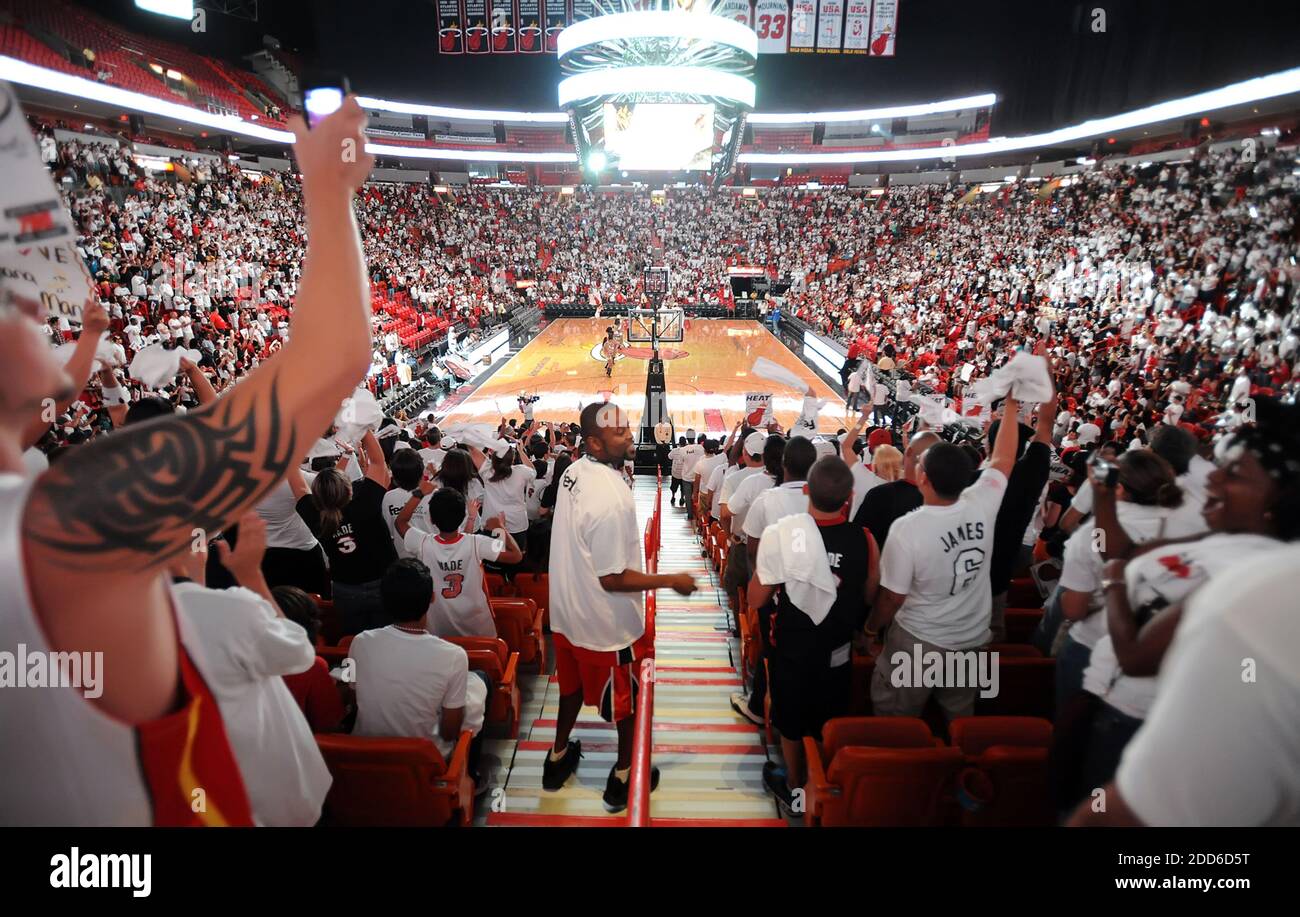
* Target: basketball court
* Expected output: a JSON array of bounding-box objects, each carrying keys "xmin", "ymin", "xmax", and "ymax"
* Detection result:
[{"xmin": 436, "ymin": 317, "xmax": 847, "ymax": 435}]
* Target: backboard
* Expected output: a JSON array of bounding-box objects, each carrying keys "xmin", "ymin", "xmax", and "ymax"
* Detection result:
[{"xmin": 627, "ymin": 308, "xmax": 684, "ymax": 343}]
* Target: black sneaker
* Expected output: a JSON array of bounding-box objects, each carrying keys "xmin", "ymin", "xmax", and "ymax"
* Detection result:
[
  {"xmin": 762, "ymin": 761, "xmax": 797, "ymax": 812},
  {"xmin": 541, "ymin": 740, "xmax": 583, "ymax": 791},
  {"xmin": 602, "ymin": 765, "xmax": 660, "ymax": 813}
]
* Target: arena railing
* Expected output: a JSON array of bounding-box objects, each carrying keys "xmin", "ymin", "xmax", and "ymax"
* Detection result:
[{"xmin": 629, "ymin": 467, "xmax": 663, "ymax": 826}]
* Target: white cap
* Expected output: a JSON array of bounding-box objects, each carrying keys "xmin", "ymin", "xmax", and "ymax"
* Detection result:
[
  {"xmin": 812, "ymin": 438, "xmax": 837, "ymax": 459},
  {"xmin": 744, "ymin": 431, "xmax": 767, "ymax": 455},
  {"xmin": 1077, "ymin": 422, "xmax": 1102, "ymax": 445}
]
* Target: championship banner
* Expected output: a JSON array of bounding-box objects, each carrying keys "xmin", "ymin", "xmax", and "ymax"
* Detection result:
[
  {"xmin": 544, "ymin": 0, "xmax": 568, "ymax": 51},
  {"xmin": 754, "ymin": 0, "xmax": 789, "ymax": 53},
  {"xmin": 789, "ymin": 0, "xmax": 816, "ymax": 52},
  {"xmin": 489, "ymin": 0, "xmax": 517, "ymax": 52},
  {"xmin": 437, "ymin": 0, "xmax": 465, "ymax": 53},
  {"xmin": 815, "ymin": 0, "xmax": 843, "ymax": 52},
  {"xmin": 745, "ymin": 392, "xmax": 774, "ymax": 427},
  {"xmin": 571, "ymin": 0, "xmax": 596, "ymax": 23},
  {"xmin": 517, "ymin": 0, "xmax": 542, "ymax": 52},
  {"xmin": 842, "ymin": 0, "xmax": 871, "ymax": 53},
  {"xmin": 464, "ymin": 0, "xmax": 490, "ymax": 53},
  {"xmin": 0, "ymin": 82, "xmax": 77, "ymax": 253},
  {"xmin": 716, "ymin": 0, "xmax": 752, "ymax": 27},
  {"xmin": 0, "ymin": 240, "xmax": 94, "ymax": 325},
  {"xmin": 868, "ymin": 0, "xmax": 898, "ymax": 56}
]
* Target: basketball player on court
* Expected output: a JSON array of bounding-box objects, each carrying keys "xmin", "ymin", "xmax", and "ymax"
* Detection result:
[
  {"xmin": 601, "ymin": 327, "xmax": 619, "ymax": 378},
  {"xmin": 544, "ymin": 402, "xmax": 698, "ymax": 811}
]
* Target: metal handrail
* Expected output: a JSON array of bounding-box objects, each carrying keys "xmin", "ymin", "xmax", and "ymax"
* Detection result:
[{"xmin": 629, "ymin": 469, "xmax": 664, "ymax": 826}]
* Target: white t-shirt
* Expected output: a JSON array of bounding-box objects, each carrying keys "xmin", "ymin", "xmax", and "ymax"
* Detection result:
[
  {"xmin": 418, "ymin": 447, "xmax": 447, "ymax": 473},
  {"xmin": 678, "ymin": 443, "xmax": 705, "ymax": 482},
  {"xmin": 720, "ymin": 465, "xmax": 764, "ymax": 535},
  {"xmin": 381, "ymin": 487, "xmax": 433, "ymax": 558},
  {"xmin": 1082, "ymin": 532, "xmax": 1281, "ymax": 719},
  {"xmin": 255, "ymin": 476, "xmax": 320, "ymax": 551},
  {"xmin": 726, "ymin": 470, "xmax": 775, "ymax": 538},
  {"xmin": 403, "ymin": 529, "xmax": 503, "ymax": 637},
  {"xmin": 668, "ymin": 446, "xmax": 688, "ymax": 479},
  {"xmin": 349, "ymin": 626, "xmax": 486, "ymax": 760},
  {"xmin": 694, "ymin": 452, "xmax": 727, "ymax": 496},
  {"xmin": 710, "ymin": 463, "xmax": 737, "ymax": 518},
  {"xmin": 1059, "ymin": 501, "xmax": 1207, "ymax": 649},
  {"xmin": 743, "ymin": 480, "xmax": 809, "ymax": 541},
  {"xmin": 1115, "ymin": 544, "xmax": 1300, "ymax": 826},
  {"xmin": 549, "ymin": 456, "xmax": 644, "ymax": 651},
  {"xmin": 174, "ymin": 582, "xmax": 330, "ymax": 827},
  {"xmin": 879, "ymin": 468, "xmax": 1008, "ymax": 649},
  {"xmin": 481, "ymin": 464, "xmax": 536, "ymax": 534}
]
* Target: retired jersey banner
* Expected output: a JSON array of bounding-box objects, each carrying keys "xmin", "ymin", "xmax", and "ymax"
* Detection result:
[
  {"xmin": 517, "ymin": 0, "xmax": 542, "ymax": 51},
  {"xmin": 842, "ymin": 0, "xmax": 871, "ymax": 52},
  {"xmin": 716, "ymin": 0, "xmax": 752, "ymax": 27},
  {"xmin": 544, "ymin": 0, "xmax": 568, "ymax": 51},
  {"xmin": 868, "ymin": 0, "xmax": 898, "ymax": 56},
  {"xmin": 464, "ymin": 0, "xmax": 490, "ymax": 52},
  {"xmin": 437, "ymin": 0, "xmax": 465, "ymax": 53},
  {"xmin": 489, "ymin": 0, "xmax": 517, "ymax": 52},
  {"xmin": 815, "ymin": 0, "xmax": 843, "ymax": 51},
  {"xmin": 789, "ymin": 0, "xmax": 816, "ymax": 52},
  {"xmin": 571, "ymin": 0, "xmax": 596, "ymax": 22},
  {"xmin": 754, "ymin": 0, "xmax": 789, "ymax": 53}
]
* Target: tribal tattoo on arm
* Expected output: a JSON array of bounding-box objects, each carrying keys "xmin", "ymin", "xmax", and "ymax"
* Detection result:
[{"xmin": 23, "ymin": 369, "xmax": 298, "ymax": 574}]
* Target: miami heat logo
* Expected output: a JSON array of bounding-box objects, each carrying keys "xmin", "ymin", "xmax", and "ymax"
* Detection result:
[{"xmin": 616, "ymin": 105, "xmax": 633, "ymax": 132}]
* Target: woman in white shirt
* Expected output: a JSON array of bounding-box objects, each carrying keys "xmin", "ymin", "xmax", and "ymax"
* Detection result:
[
  {"xmin": 1056, "ymin": 408, "xmax": 1300, "ymax": 816},
  {"xmin": 475, "ymin": 439, "xmax": 536, "ymax": 565},
  {"xmin": 1056, "ymin": 451, "xmax": 1205, "ymax": 721}
]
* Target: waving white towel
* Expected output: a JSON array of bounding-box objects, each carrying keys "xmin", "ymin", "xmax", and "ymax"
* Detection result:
[
  {"xmin": 334, "ymin": 387, "xmax": 384, "ymax": 443},
  {"xmin": 968, "ymin": 352, "xmax": 1053, "ymax": 404},
  {"xmin": 751, "ymin": 356, "xmax": 812, "ymax": 394},
  {"xmin": 758, "ymin": 513, "xmax": 837, "ymax": 625},
  {"xmin": 128, "ymin": 344, "xmax": 201, "ymax": 389}
]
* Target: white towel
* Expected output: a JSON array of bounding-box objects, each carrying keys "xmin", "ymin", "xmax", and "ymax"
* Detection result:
[
  {"xmin": 751, "ymin": 356, "xmax": 811, "ymax": 394},
  {"xmin": 334, "ymin": 387, "xmax": 384, "ymax": 443},
  {"xmin": 968, "ymin": 352, "xmax": 1054, "ymax": 405},
  {"xmin": 128, "ymin": 344, "xmax": 202, "ymax": 388},
  {"xmin": 766, "ymin": 513, "xmax": 837, "ymax": 625},
  {"xmin": 908, "ymin": 391, "xmax": 949, "ymax": 426}
]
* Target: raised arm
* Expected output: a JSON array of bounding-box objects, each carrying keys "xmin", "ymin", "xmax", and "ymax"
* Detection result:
[
  {"xmin": 179, "ymin": 356, "xmax": 218, "ymax": 407},
  {"xmin": 21, "ymin": 299, "xmax": 110, "ymax": 448},
  {"xmin": 358, "ymin": 429, "xmax": 389, "ymax": 488},
  {"xmin": 988, "ymin": 396, "xmax": 1020, "ymax": 478},
  {"xmin": 23, "ymin": 99, "xmax": 376, "ymax": 578}
]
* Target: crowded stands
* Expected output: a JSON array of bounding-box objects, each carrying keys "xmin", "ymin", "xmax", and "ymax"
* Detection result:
[{"xmin": 2, "ymin": 7, "xmax": 1299, "ymax": 839}]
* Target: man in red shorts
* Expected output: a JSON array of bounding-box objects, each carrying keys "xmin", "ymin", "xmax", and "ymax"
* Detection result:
[{"xmin": 544, "ymin": 402, "xmax": 697, "ymax": 811}]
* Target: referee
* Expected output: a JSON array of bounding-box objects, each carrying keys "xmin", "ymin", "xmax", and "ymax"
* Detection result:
[{"xmin": 544, "ymin": 402, "xmax": 698, "ymax": 811}]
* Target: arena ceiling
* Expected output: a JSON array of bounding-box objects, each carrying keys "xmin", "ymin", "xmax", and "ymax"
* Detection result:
[{"xmin": 92, "ymin": 0, "xmax": 1300, "ymax": 137}]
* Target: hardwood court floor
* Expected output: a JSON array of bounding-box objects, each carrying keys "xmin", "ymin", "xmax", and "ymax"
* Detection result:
[{"xmin": 438, "ymin": 318, "xmax": 846, "ymax": 435}]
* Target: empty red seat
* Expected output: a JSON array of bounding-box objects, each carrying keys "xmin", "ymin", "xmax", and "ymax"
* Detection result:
[
  {"xmin": 512, "ymin": 572, "xmax": 550, "ymax": 631},
  {"xmin": 315, "ymin": 732, "xmax": 474, "ymax": 826},
  {"xmin": 804, "ymin": 717, "xmax": 960, "ymax": 827},
  {"xmin": 950, "ymin": 716, "xmax": 1053, "ymax": 826},
  {"xmin": 445, "ymin": 636, "xmax": 521, "ymax": 737},
  {"xmin": 490, "ymin": 597, "xmax": 545, "ymax": 672}
]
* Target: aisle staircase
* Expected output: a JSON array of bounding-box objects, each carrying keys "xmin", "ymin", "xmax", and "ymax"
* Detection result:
[{"xmin": 486, "ymin": 477, "xmax": 784, "ymax": 826}]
